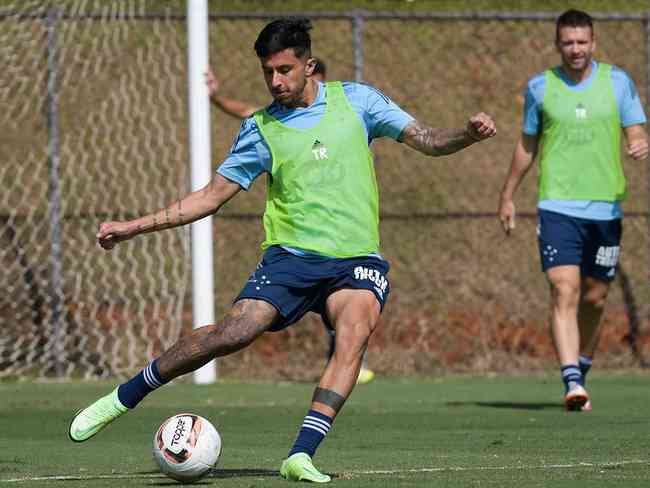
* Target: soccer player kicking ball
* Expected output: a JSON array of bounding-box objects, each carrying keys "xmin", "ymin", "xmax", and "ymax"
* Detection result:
[
  {"xmin": 205, "ymin": 59, "xmax": 376, "ymax": 385},
  {"xmin": 498, "ymin": 9, "xmax": 648, "ymax": 411},
  {"xmin": 69, "ymin": 18, "xmax": 496, "ymax": 482}
]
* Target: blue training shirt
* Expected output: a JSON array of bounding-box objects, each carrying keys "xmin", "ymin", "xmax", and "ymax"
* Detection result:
[
  {"xmin": 217, "ymin": 80, "xmax": 415, "ymax": 258},
  {"xmin": 522, "ymin": 61, "xmax": 647, "ymax": 220},
  {"xmin": 217, "ymin": 81, "xmax": 414, "ymax": 190}
]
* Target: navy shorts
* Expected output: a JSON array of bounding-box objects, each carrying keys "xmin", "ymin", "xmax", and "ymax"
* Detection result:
[
  {"xmin": 235, "ymin": 246, "xmax": 391, "ymax": 331},
  {"xmin": 537, "ymin": 209, "xmax": 622, "ymax": 282}
]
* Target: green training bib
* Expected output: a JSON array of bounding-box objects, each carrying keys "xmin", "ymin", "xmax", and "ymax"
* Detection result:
[
  {"xmin": 539, "ymin": 63, "xmax": 626, "ymax": 201},
  {"xmin": 254, "ymin": 82, "xmax": 380, "ymax": 257}
]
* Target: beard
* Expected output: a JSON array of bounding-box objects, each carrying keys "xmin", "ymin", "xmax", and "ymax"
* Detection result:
[
  {"xmin": 564, "ymin": 53, "xmax": 592, "ymax": 72},
  {"xmin": 273, "ymin": 78, "xmax": 309, "ymax": 108}
]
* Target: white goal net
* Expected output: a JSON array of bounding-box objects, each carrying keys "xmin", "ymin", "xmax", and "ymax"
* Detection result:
[{"xmin": 0, "ymin": 0, "xmax": 191, "ymax": 378}]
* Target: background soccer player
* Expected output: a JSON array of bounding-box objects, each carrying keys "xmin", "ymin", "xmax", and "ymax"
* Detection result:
[
  {"xmin": 205, "ymin": 59, "xmax": 376, "ymax": 385},
  {"xmin": 498, "ymin": 9, "xmax": 647, "ymax": 411},
  {"xmin": 70, "ymin": 18, "xmax": 496, "ymax": 482}
]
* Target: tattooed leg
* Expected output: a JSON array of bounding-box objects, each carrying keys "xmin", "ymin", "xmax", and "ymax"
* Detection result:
[{"xmin": 157, "ymin": 299, "xmax": 279, "ymax": 380}]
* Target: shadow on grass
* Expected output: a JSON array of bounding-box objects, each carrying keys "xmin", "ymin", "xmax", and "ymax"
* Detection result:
[
  {"xmin": 210, "ymin": 468, "xmax": 279, "ymax": 479},
  {"xmin": 147, "ymin": 468, "xmax": 281, "ymax": 485},
  {"xmin": 446, "ymin": 401, "xmax": 561, "ymax": 410},
  {"xmin": 148, "ymin": 468, "xmax": 342, "ymax": 485}
]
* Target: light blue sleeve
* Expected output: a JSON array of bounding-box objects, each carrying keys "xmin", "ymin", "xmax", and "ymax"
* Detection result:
[
  {"xmin": 216, "ymin": 117, "xmax": 272, "ymax": 190},
  {"xmin": 611, "ymin": 66, "xmax": 647, "ymax": 127},
  {"xmin": 522, "ymin": 74, "xmax": 545, "ymax": 135},
  {"xmin": 343, "ymin": 82, "xmax": 414, "ymax": 142}
]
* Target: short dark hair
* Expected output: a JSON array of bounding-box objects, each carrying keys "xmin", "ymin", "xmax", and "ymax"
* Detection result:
[
  {"xmin": 556, "ymin": 9, "xmax": 593, "ymax": 41},
  {"xmin": 313, "ymin": 57, "xmax": 327, "ymax": 77},
  {"xmin": 254, "ymin": 18, "xmax": 312, "ymax": 59}
]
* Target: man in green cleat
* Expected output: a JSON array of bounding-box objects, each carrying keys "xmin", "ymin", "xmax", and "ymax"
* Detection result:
[
  {"xmin": 280, "ymin": 453, "xmax": 331, "ymax": 483},
  {"xmin": 207, "ymin": 62, "xmax": 376, "ymax": 388},
  {"xmin": 69, "ymin": 388, "xmax": 128, "ymax": 442},
  {"xmin": 69, "ymin": 17, "xmax": 495, "ymax": 482}
]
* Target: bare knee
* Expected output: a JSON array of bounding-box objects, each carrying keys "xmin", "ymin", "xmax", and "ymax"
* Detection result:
[
  {"xmin": 550, "ymin": 279, "xmax": 580, "ymax": 309},
  {"xmin": 326, "ymin": 289, "xmax": 381, "ymax": 363},
  {"xmin": 582, "ymin": 281, "xmax": 609, "ymax": 309},
  {"xmin": 333, "ymin": 319, "xmax": 374, "ymax": 362}
]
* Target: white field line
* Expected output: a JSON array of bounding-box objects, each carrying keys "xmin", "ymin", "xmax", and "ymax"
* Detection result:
[
  {"xmin": 1, "ymin": 459, "xmax": 648, "ymax": 483},
  {"xmin": 351, "ymin": 459, "xmax": 649, "ymax": 475}
]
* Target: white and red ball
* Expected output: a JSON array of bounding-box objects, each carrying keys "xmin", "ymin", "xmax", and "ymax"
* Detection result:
[{"xmin": 153, "ymin": 413, "xmax": 222, "ymax": 483}]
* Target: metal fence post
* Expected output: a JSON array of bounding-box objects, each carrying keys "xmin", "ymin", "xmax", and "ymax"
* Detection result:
[
  {"xmin": 643, "ymin": 11, "xmax": 650, "ymax": 345},
  {"xmin": 352, "ymin": 11, "xmax": 364, "ymax": 83},
  {"xmin": 45, "ymin": 7, "xmax": 65, "ymax": 377}
]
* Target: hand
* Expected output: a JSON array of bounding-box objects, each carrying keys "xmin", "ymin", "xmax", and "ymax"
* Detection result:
[
  {"xmin": 498, "ymin": 197, "xmax": 516, "ymax": 235},
  {"xmin": 467, "ymin": 112, "xmax": 497, "ymax": 141},
  {"xmin": 627, "ymin": 139, "xmax": 648, "ymax": 160},
  {"xmin": 97, "ymin": 221, "xmax": 134, "ymax": 250},
  {"xmin": 204, "ymin": 68, "xmax": 219, "ymax": 98}
]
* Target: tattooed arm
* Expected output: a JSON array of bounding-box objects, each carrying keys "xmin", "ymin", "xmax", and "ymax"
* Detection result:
[
  {"xmin": 399, "ymin": 112, "xmax": 496, "ymax": 156},
  {"xmin": 97, "ymin": 174, "xmax": 241, "ymax": 250}
]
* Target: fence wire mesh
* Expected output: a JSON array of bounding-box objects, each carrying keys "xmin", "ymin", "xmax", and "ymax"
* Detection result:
[{"xmin": 1, "ymin": 1, "xmax": 648, "ymax": 379}]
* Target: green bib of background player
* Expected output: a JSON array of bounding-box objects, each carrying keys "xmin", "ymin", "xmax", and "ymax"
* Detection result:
[
  {"xmin": 539, "ymin": 63, "xmax": 626, "ymax": 201},
  {"xmin": 254, "ymin": 81, "xmax": 380, "ymax": 257}
]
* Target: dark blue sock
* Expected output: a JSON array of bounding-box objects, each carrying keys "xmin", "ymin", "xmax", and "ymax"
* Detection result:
[
  {"xmin": 561, "ymin": 364, "xmax": 583, "ymax": 393},
  {"xmin": 288, "ymin": 410, "xmax": 333, "ymax": 458},
  {"xmin": 578, "ymin": 355, "xmax": 593, "ymax": 384},
  {"xmin": 117, "ymin": 359, "xmax": 168, "ymax": 409}
]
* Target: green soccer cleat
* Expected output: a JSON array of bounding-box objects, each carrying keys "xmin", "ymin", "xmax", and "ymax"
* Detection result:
[
  {"xmin": 280, "ymin": 453, "xmax": 331, "ymax": 483},
  {"xmin": 68, "ymin": 388, "xmax": 128, "ymax": 442}
]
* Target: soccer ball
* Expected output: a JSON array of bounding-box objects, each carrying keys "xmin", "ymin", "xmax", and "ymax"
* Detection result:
[{"xmin": 153, "ymin": 413, "xmax": 222, "ymax": 483}]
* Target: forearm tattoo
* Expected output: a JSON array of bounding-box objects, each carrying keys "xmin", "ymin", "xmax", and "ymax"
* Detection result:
[
  {"xmin": 137, "ymin": 200, "xmax": 184, "ymax": 234},
  {"xmin": 401, "ymin": 121, "xmax": 474, "ymax": 156}
]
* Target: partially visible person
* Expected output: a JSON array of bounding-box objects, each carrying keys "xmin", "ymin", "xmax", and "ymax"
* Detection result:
[
  {"xmin": 498, "ymin": 9, "xmax": 647, "ymax": 411},
  {"xmin": 206, "ymin": 57, "xmax": 377, "ymax": 385}
]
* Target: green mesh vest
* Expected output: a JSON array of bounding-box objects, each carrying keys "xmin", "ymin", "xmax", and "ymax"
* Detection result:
[
  {"xmin": 254, "ymin": 82, "xmax": 380, "ymax": 257},
  {"xmin": 539, "ymin": 63, "xmax": 626, "ymax": 201}
]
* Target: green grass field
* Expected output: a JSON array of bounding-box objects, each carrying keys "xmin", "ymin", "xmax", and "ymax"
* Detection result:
[{"xmin": 1, "ymin": 375, "xmax": 649, "ymax": 487}]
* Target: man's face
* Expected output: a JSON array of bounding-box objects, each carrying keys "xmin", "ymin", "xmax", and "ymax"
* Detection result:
[
  {"xmin": 556, "ymin": 25, "xmax": 595, "ymax": 72},
  {"xmin": 260, "ymin": 48, "xmax": 314, "ymax": 107}
]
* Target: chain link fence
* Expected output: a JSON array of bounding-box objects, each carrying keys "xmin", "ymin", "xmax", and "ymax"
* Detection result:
[{"xmin": 1, "ymin": 1, "xmax": 648, "ymax": 379}]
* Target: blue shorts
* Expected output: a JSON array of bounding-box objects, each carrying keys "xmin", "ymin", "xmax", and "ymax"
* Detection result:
[
  {"xmin": 235, "ymin": 246, "xmax": 391, "ymax": 332},
  {"xmin": 537, "ymin": 209, "xmax": 622, "ymax": 282}
]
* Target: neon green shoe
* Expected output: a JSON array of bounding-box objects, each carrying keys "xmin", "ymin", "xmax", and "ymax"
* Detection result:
[
  {"xmin": 280, "ymin": 453, "xmax": 331, "ymax": 483},
  {"xmin": 356, "ymin": 367, "xmax": 375, "ymax": 385},
  {"xmin": 68, "ymin": 388, "xmax": 128, "ymax": 442}
]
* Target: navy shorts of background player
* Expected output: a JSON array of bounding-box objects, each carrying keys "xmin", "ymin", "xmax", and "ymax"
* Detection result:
[
  {"xmin": 537, "ymin": 209, "xmax": 622, "ymax": 282},
  {"xmin": 236, "ymin": 245, "xmax": 391, "ymax": 331}
]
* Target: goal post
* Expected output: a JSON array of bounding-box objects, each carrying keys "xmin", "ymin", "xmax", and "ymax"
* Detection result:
[{"xmin": 187, "ymin": 0, "xmax": 217, "ymax": 384}]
